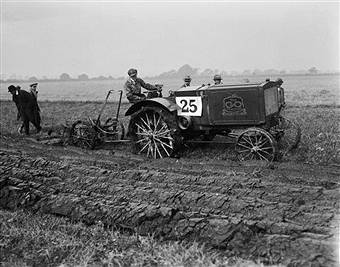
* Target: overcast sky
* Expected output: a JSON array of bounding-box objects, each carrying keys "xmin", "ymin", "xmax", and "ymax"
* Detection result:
[{"xmin": 1, "ymin": 0, "xmax": 339, "ymax": 79}]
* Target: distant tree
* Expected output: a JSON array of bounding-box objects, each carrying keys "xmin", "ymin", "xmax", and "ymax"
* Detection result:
[
  {"xmin": 159, "ymin": 69, "xmax": 177, "ymax": 78},
  {"xmin": 9, "ymin": 74, "xmax": 17, "ymax": 80},
  {"xmin": 308, "ymin": 67, "xmax": 318, "ymax": 75},
  {"xmin": 91, "ymin": 76, "xmax": 106, "ymax": 80},
  {"xmin": 177, "ymin": 64, "xmax": 199, "ymax": 78},
  {"xmin": 78, "ymin": 74, "xmax": 89, "ymax": 80},
  {"xmin": 200, "ymin": 68, "xmax": 215, "ymax": 77},
  {"xmin": 29, "ymin": 76, "xmax": 38, "ymax": 82},
  {"xmin": 252, "ymin": 69, "xmax": 262, "ymax": 75},
  {"xmin": 280, "ymin": 69, "xmax": 286, "ymax": 74},
  {"xmin": 262, "ymin": 69, "xmax": 280, "ymax": 75},
  {"xmin": 220, "ymin": 70, "xmax": 228, "ymax": 77},
  {"xmin": 242, "ymin": 69, "xmax": 252, "ymax": 76},
  {"xmin": 60, "ymin": 73, "xmax": 72, "ymax": 81}
]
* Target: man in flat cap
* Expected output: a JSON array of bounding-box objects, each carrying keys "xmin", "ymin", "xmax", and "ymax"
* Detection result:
[
  {"xmin": 8, "ymin": 84, "xmax": 42, "ymax": 135},
  {"xmin": 29, "ymin": 83, "xmax": 41, "ymax": 131},
  {"xmin": 213, "ymin": 74, "xmax": 223, "ymax": 85},
  {"xmin": 180, "ymin": 75, "xmax": 192, "ymax": 88},
  {"xmin": 124, "ymin": 68, "xmax": 160, "ymax": 103}
]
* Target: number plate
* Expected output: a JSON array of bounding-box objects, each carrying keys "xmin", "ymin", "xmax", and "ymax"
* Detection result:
[{"xmin": 175, "ymin": 97, "xmax": 202, "ymax": 116}]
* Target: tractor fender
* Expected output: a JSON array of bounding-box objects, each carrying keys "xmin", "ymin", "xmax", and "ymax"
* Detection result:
[{"xmin": 125, "ymin": 98, "xmax": 180, "ymax": 116}]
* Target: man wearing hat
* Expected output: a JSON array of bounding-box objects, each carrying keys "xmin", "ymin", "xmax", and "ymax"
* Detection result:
[
  {"xmin": 213, "ymin": 74, "xmax": 223, "ymax": 85},
  {"xmin": 8, "ymin": 84, "xmax": 42, "ymax": 135},
  {"xmin": 124, "ymin": 68, "xmax": 160, "ymax": 103},
  {"xmin": 8, "ymin": 85, "xmax": 25, "ymax": 133},
  {"xmin": 29, "ymin": 83, "xmax": 41, "ymax": 130},
  {"xmin": 276, "ymin": 78, "xmax": 286, "ymax": 111},
  {"xmin": 180, "ymin": 75, "xmax": 192, "ymax": 88}
]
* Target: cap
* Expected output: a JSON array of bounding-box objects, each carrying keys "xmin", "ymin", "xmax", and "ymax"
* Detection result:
[
  {"xmin": 8, "ymin": 85, "xmax": 17, "ymax": 92},
  {"xmin": 30, "ymin": 83, "xmax": 38, "ymax": 87},
  {"xmin": 183, "ymin": 75, "xmax": 192, "ymax": 82},
  {"xmin": 213, "ymin": 74, "xmax": 222, "ymax": 81},
  {"xmin": 276, "ymin": 78, "xmax": 283, "ymax": 85},
  {"xmin": 128, "ymin": 68, "xmax": 137, "ymax": 77}
]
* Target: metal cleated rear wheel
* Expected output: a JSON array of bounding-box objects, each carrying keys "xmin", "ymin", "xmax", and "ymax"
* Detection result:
[
  {"xmin": 69, "ymin": 121, "xmax": 96, "ymax": 149},
  {"xmin": 270, "ymin": 117, "xmax": 301, "ymax": 155},
  {"xmin": 236, "ymin": 127, "xmax": 277, "ymax": 162},
  {"xmin": 129, "ymin": 107, "xmax": 181, "ymax": 159}
]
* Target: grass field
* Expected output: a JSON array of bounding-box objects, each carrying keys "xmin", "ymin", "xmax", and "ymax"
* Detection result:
[
  {"xmin": 1, "ymin": 97, "xmax": 339, "ymax": 165},
  {"xmin": 1, "ymin": 209, "xmax": 287, "ymax": 267},
  {"xmin": 0, "ymin": 75, "xmax": 339, "ymax": 267}
]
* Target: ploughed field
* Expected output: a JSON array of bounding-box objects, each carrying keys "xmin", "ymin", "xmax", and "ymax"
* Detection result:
[{"xmin": 0, "ymin": 130, "xmax": 339, "ymax": 266}]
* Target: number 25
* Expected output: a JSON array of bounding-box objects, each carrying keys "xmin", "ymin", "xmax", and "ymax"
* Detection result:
[{"xmin": 180, "ymin": 99, "xmax": 198, "ymax": 113}]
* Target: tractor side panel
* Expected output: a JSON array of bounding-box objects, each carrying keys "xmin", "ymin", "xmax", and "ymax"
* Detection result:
[
  {"xmin": 208, "ymin": 87, "xmax": 263, "ymax": 125},
  {"xmin": 264, "ymin": 86, "xmax": 279, "ymax": 116}
]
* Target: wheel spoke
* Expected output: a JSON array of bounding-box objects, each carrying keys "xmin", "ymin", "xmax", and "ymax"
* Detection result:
[
  {"xmin": 145, "ymin": 113, "xmax": 153, "ymax": 130},
  {"xmin": 242, "ymin": 151, "xmax": 254, "ymax": 160},
  {"xmin": 154, "ymin": 123, "xmax": 169, "ymax": 135},
  {"xmin": 140, "ymin": 140, "xmax": 151, "ymax": 153},
  {"xmin": 153, "ymin": 112, "xmax": 161, "ymax": 131},
  {"xmin": 257, "ymin": 151, "xmax": 270, "ymax": 161},
  {"xmin": 244, "ymin": 135, "xmax": 255, "ymax": 146},
  {"xmin": 136, "ymin": 136, "xmax": 149, "ymax": 144},
  {"xmin": 140, "ymin": 116, "xmax": 152, "ymax": 131},
  {"xmin": 136, "ymin": 122, "xmax": 149, "ymax": 134},
  {"xmin": 153, "ymin": 140, "xmax": 163, "ymax": 159},
  {"xmin": 238, "ymin": 142, "xmax": 253, "ymax": 150},
  {"xmin": 158, "ymin": 141, "xmax": 171, "ymax": 157},
  {"xmin": 154, "ymin": 136, "xmax": 173, "ymax": 150}
]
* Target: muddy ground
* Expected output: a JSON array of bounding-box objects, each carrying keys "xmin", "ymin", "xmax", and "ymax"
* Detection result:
[{"xmin": 0, "ymin": 133, "xmax": 339, "ymax": 267}]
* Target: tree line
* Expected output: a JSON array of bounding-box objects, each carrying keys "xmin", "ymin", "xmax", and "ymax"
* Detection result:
[{"xmin": 2, "ymin": 65, "xmax": 337, "ymax": 83}]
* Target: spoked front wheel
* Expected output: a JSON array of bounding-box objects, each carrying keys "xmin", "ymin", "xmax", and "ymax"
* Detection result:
[
  {"xmin": 129, "ymin": 107, "xmax": 180, "ymax": 159},
  {"xmin": 69, "ymin": 121, "xmax": 96, "ymax": 149},
  {"xmin": 236, "ymin": 127, "xmax": 277, "ymax": 162}
]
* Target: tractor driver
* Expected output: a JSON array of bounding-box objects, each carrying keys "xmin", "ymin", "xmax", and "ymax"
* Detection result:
[{"xmin": 124, "ymin": 68, "xmax": 160, "ymax": 103}]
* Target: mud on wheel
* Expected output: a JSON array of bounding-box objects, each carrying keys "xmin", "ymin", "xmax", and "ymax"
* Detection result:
[
  {"xmin": 129, "ymin": 107, "xmax": 181, "ymax": 159},
  {"xmin": 99, "ymin": 118, "xmax": 125, "ymax": 142},
  {"xmin": 236, "ymin": 127, "xmax": 277, "ymax": 162},
  {"xmin": 269, "ymin": 117, "xmax": 301, "ymax": 155},
  {"xmin": 69, "ymin": 120, "xmax": 96, "ymax": 149}
]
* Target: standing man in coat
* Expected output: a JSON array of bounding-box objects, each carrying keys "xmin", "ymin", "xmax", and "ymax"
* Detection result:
[
  {"xmin": 8, "ymin": 84, "xmax": 42, "ymax": 135},
  {"xmin": 124, "ymin": 69, "xmax": 160, "ymax": 103},
  {"xmin": 29, "ymin": 83, "xmax": 41, "ymax": 129}
]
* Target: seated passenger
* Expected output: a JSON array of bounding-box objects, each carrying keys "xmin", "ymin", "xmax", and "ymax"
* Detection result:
[
  {"xmin": 181, "ymin": 75, "xmax": 192, "ymax": 88},
  {"xmin": 213, "ymin": 74, "xmax": 223, "ymax": 85}
]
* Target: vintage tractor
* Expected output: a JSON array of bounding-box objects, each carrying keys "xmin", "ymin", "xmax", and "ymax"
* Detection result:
[{"xmin": 125, "ymin": 79, "xmax": 301, "ymax": 161}]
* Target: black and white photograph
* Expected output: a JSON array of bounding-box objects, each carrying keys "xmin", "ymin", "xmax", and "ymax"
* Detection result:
[{"xmin": 1, "ymin": 0, "xmax": 339, "ymax": 266}]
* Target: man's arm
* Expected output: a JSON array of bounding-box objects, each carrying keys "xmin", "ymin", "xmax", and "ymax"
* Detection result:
[{"xmin": 138, "ymin": 78, "xmax": 158, "ymax": 91}]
